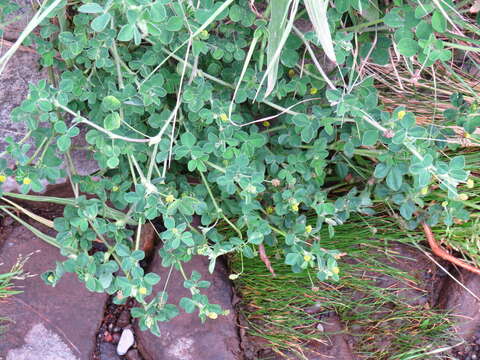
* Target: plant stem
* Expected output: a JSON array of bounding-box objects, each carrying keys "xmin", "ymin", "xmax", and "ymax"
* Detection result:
[
  {"xmin": 205, "ymin": 161, "xmax": 226, "ymax": 174},
  {"xmin": 2, "ymin": 192, "xmax": 135, "ymax": 225},
  {"xmin": 0, "ymin": 131, "xmax": 32, "ymax": 159},
  {"xmin": 0, "ymin": 206, "xmax": 59, "ymax": 248},
  {"xmin": 199, "ymin": 171, "xmax": 243, "ymax": 239},
  {"xmin": 54, "ymin": 101, "xmax": 151, "ymax": 143},
  {"xmin": 341, "ymin": 19, "xmax": 384, "ymax": 32}
]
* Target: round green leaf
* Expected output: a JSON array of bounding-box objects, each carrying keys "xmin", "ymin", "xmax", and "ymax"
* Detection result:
[
  {"xmin": 166, "ymin": 16, "xmax": 183, "ymax": 31},
  {"xmin": 102, "ymin": 95, "xmax": 121, "ymax": 111},
  {"xmin": 78, "ymin": 3, "xmax": 103, "ymax": 13},
  {"xmin": 104, "ymin": 112, "xmax": 121, "ymax": 130},
  {"xmin": 431, "ymin": 10, "xmax": 447, "ymax": 33},
  {"xmin": 91, "ymin": 13, "xmax": 111, "ymax": 32},
  {"xmin": 397, "ymin": 38, "xmax": 418, "ymax": 57},
  {"xmin": 57, "ymin": 135, "xmax": 71, "ymax": 152},
  {"xmin": 107, "ymin": 156, "xmax": 120, "ymax": 168},
  {"xmin": 117, "ymin": 24, "xmax": 135, "ymax": 42}
]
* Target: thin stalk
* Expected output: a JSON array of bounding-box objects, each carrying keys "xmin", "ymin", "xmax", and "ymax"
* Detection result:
[
  {"xmin": 205, "ymin": 161, "xmax": 226, "ymax": 174},
  {"xmin": 2, "ymin": 192, "xmax": 135, "ymax": 225},
  {"xmin": 1, "ymin": 197, "xmax": 54, "ymax": 228},
  {"xmin": 341, "ymin": 19, "xmax": 384, "ymax": 32},
  {"xmin": 0, "ymin": 207, "xmax": 59, "ymax": 248},
  {"xmin": 0, "ymin": 130, "xmax": 32, "ymax": 159},
  {"xmin": 53, "ymin": 102, "xmax": 151, "ymax": 143},
  {"xmin": 199, "ymin": 171, "xmax": 243, "ymax": 239}
]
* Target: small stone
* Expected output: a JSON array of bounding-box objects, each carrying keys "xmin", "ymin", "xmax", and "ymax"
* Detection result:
[
  {"xmin": 104, "ymin": 331, "xmax": 113, "ymax": 342},
  {"xmin": 116, "ymin": 309, "xmax": 131, "ymax": 328},
  {"xmin": 112, "ymin": 332, "xmax": 121, "ymax": 344},
  {"xmin": 472, "ymin": 354, "xmax": 478, "ymax": 360},
  {"xmin": 117, "ymin": 328, "xmax": 135, "ymax": 356},
  {"xmin": 99, "ymin": 342, "xmax": 120, "ymax": 360},
  {"xmin": 125, "ymin": 349, "xmax": 142, "ymax": 360},
  {"xmin": 316, "ymin": 323, "xmax": 324, "ymax": 332},
  {"xmin": 304, "ymin": 302, "xmax": 322, "ymax": 314}
]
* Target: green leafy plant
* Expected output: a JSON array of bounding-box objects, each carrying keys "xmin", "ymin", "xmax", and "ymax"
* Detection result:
[{"xmin": 0, "ymin": 0, "xmax": 478, "ymax": 337}]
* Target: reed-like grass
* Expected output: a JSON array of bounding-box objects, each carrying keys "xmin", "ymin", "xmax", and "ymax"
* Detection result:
[
  {"xmin": 230, "ymin": 215, "xmax": 456, "ymax": 359},
  {"xmin": 0, "ymin": 256, "xmax": 28, "ymax": 334}
]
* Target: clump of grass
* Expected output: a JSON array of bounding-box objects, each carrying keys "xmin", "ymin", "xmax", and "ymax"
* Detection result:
[
  {"xmin": 230, "ymin": 216, "xmax": 454, "ymax": 359},
  {"xmin": 0, "ymin": 256, "xmax": 29, "ymax": 334}
]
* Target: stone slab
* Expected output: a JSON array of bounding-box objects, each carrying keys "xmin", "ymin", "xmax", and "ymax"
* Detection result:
[
  {"xmin": 0, "ymin": 225, "xmax": 108, "ymax": 360},
  {"xmin": 134, "ymin": 255, "xmax": 241, "ymax": 360},
  {"xmin": 439, "ymin": 270, "xmax": 480, "ymax": 339}
]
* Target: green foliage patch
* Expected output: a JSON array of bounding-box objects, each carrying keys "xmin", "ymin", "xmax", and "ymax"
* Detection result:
[{"xmin": 0, "ymin": 0, "xmax": 478, "ymax": 337}]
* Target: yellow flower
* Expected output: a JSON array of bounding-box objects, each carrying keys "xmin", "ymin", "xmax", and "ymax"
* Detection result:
[
  {"xmin": 288, "ymin": 69, "xmax": 296, "ymax": 78},
  {"xmin": 229, "ymin": 274, "xmax": 239, "ymax": 280},
  {"xmin": 47, "ymin": 274, "xmax": 55, "ymax": 283},
  {"xmin": 207, "ymin": 312, "xmax": 218, "ymax": 320},
  {"xmin": 332, "ymin": 266, "xmax": 340, "ymax": 274},
  {"xmin": 262, "ymin": 121, "xmax": 271, "ymax": 127},
  {"xmin": 303, "ymin": 254, "xmax": 312, "ymax": 262},
  {"xmin": 219, "ymin": 113, "xmax": 228, "ymax": 122},
  {"xmin": 310, "ymin": 87, "xmax": 318, "ymax": 95},
  {"xmin": 457, "ymin": 193, "xmax": 469, "ymax": 201},
  {"xmin": 467, "ymin": 178, "xmax": 474, "ymax": 189},
  {"xmin": 305, "ymin": 225, "xmax": 313, "ymax": 234},
  {"xmin": 0, "ymin": 175, "xmax": 6, "ymax": 183},
  {"xmin": 165, "ymin": 194, "xmax": 175, "ymax": 203},
  {"xmin": 200, "ymin": 30, "xmax": 209, "ymax": 39},
  {"xmin": 442, "ymin": 201, "xmax": 448, "ymax": 207},
  {"xmin": 23, "ymin": 177, "xmax": 31, "ymax": 185},
  {"xmin": 420, "ymin": 186, "xmax": 429, "ymax": 195},
  {"xmin": 266, "ymin": 206, "xmax": 275, "ymax": 214},
  {"xmin": 139, "ymin": 287, "xmax": 148, "ymax": 295},
  {"xmin": 112, "ymin": 185, "xmax": 119, "ymax": 192},
  {"xmin": 397, "ymin": 110, "xmax": 406, "ymax": 120},
  {"xmin": 291, "ymin": 202, "xmax": 299, "ymax": 212}
]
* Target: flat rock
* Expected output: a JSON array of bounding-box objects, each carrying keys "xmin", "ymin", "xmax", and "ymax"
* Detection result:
[
  {"xmin": 3, "ymin": 0, "xmax": 36, "ymax": 41},
  {"xmin": 99, "ymin": 342, "xmax": 121, "ymax": 360},
  {"xmin": 312, "ymin": 313, "xmax": 356, "ymax": 360},
  {"xmin": 0, "ymin": 225, "xmax": 108, "ymax": 360},
  {"xmin": 0, "ymin": 49, "xmax": 45, "ymax": 155},
  {"xmin": 301, "ymin": 313, "xmax": 356, "ymax": 360},
  {"xmin": 438, "ymin": 270, "xmax": 480, "ymax": 339},
  {"xmin": 134, "ymin": 254, "xmax": 241, "ymax": 360},
  {"xmin": 350, "ymin": 242, "xmax": 439, "ymax": 307},
  {"xmin": 1, "ymin": 11, "xmax": 98, "ymax": 192},
  {"xmin": 5, "ymin": 323, "xmax": 78, "ymax": 360}
]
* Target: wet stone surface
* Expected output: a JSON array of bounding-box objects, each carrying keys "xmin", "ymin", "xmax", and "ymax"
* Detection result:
[
  {"xmin": 0, "ymin": 225, "xmax": 108, "ymax": 360},
  {"xmin": 439, "ymin": 270, "xmax": 480, "ymax": 340},
  {"xmin": 134, "ymin": 254, "xmax": 241, "ymax": 360},
  {"xmin": 1, "ymin": 3, "xmax": 98, "ymax": 193}
]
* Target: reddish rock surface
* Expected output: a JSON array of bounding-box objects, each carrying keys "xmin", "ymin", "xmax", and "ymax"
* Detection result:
[
  {"xmin": 134, "ymin": 254, "xmax": 241, "ymax": 360},
  {"xmin": 439, "ymin": 269, "xmax": 480, "ymax": 339},
  {"xmin": 309, "ymin": 313, "xmax": 356, "ymax": 360},
  {"xmin": 0, "ymin": 225, "xmax": 108, "ymax": 360}
]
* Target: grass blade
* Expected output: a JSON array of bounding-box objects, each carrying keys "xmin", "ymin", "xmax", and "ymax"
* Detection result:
[
  {"xmin": 258, "ymin": 0, "xmax": 300, "ymax": 99},
  {"xmin": 303, "ymin": 0, "xmax": 336, "ymax": 63}
]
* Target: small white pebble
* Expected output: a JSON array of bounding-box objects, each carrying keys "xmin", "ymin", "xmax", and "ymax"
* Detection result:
[
  {"xmin": 316, "ymin": 323, "xmax": 324, "ymax": 332},
  {"xmin": 117, "ymin": 328, "xmax": 135, "ymax": 356}
]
